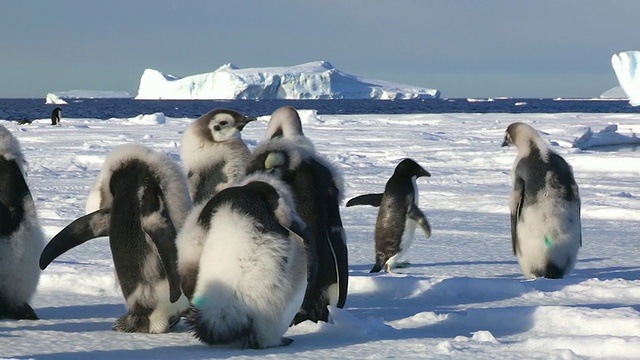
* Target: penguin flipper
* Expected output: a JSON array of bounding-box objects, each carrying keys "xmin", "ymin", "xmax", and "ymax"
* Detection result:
[
  {"xmin": 326, "ymin": 189, "xmax": 349, "ymax": 308},
  {"xmin": 408, "ymin": 205, "xmax": 432, "ymax": 238},
  {"xmin": 510, "ymin": 177, "xmax": 525, "ymax": 255},
  {"xmin": 142, "ymin": 211, "xmax": 182, "ymax": 304},
  {"xmin": 39, "ymin": 208, "xmax": 111, "ymax": 270},
  {"xmin": 345, "ymin": 193, "xmax": 383, "ymax": 207},
  {"xmin": 370, "ymin": 258, "xmax": 385, "ymax": 273}
]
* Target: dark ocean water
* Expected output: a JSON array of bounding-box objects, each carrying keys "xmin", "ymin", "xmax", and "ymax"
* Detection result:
[{"xmin": 1, "ymin": 98, "xmax": 639, "ymax": 122}]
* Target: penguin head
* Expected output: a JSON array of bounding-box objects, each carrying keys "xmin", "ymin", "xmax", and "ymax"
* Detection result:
[
  {"xmin": 0, "ymin": 124, "xmax": 26, "ymax": 174},
  {"xmin": 394, "ymin": 158, "xmax": 431, "ymax": 178},
  {"xmin": 263, "ymin": 106, "xmax": 316, "ymax": 151},
  {"xmin": 502, "ymin": 122, "xmax": 545, "ymax": 151},
  {"xmin": 196, "ymin": 109, "xmax": 256, "ymax": 143},
  {"xmin": 263, "ymin": 151, "xmax": 289, "ymax": 179},
  {"xmin": 265, "ymin": 106, "xmax": 304, "ymax": 140}
]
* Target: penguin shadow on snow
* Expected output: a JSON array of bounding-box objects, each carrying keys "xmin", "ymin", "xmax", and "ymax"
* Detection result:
[
  {"xmin": 348, "ymin": 259, "xmax": 519, "ymax": 273},
  {"xmin": 0, "ymin": 304, "xmax": 123, "ymax": 333},
  {"xmin": 570, "ymin": 264, "xmax": 640, "ymax": 282},
  {"xmin": 19, "ymin": 347, "xmax": 238, "ymax": 360},
  {"xmin": 37, "ymin": 303, "xmax": 124, "ymax": 320}
]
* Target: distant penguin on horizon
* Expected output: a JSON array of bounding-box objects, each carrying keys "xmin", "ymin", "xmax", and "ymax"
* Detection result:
[
  {"xmin": 183, "ymin": 173, "xmax": 309, "ymax": 349},
  {"xmin": 51, "ymin": 107, "xmax": 62, "ymax": 126},
  {"xmin": 346, "ymin": 158, "xmax": 432, "ymax": 273},
  {"xmin": 180, "ymin": 108, "xmax": 256, "ymax": 205},
  {"xmin": 247, "ymin": 106, "xmax": 349, "ymax": 325},
  {"xmin": 40, "ymin": 144, "xmax": 192, "ymax": 333},
  {"xmin": 0, "ymin": 125, "xmax": 45, "ymax": 320},
  {"xmin": 502, "ymin": 122, "xmax": 582, "ymax": 279}
]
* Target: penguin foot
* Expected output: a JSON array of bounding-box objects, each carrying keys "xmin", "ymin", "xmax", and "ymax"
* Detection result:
[
  {"xmin": 280, "ymin": 337, "xmax": 294, "ymax": 347},
  {"xmin": 0, "ymin": 303, "xmax": 39, "ymax": 320},
  {"xmin": 113, "ymin": 314, "xmax": 151, "ymax": 333},
  {"xmin": 169, "ymin": 314, "xmax": 181, "ymax": 328}
]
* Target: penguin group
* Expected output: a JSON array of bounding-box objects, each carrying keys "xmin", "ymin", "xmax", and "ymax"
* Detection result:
[{"xmin": 0, "ymin": 109, "xmax": 582, "ymax": 349}]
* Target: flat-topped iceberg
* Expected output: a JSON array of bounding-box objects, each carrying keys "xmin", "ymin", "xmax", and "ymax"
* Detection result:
[
  {"xmin": 45, "ymin": 90, "xmax": 131, "ymax": 104},
  {"xmin": 135, "ymin": 61, "xmax": 440, "ymax": 100}
]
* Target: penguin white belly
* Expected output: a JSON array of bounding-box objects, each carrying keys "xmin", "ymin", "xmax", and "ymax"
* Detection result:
[
  {"xmin": 516, "ymin": 198, "xmax": 581, "ymax": 278},
  {"xmin": 0, "ymin": 200, "xmax": 44, "ymax": 305},
  {"xmin": 192, "ymin": 205, "xmax": 306, "ymax": 348},
  {"xmin": 386, "ymin": 217, "xmax": 417, "ymax": 268}
]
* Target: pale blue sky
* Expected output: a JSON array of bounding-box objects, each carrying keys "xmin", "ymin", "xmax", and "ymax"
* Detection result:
[{"xmin": 1, "ymin": 1, "xmax": 638, "ymax": 98}]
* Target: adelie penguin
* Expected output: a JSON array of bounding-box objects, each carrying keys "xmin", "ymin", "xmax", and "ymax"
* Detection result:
[
  {"xmin": 180, "ymin": 108, "xmax": 256, "ymax": 205},
  {"xmin": 182, "ymin": 173, "xmax": 309, "ymax": 349},
  {"xmin": 502, "ymin": 122, "xmax": 582, "ymax": 279},
  {"xmin": 0, "ymin": 125, "xmax": 45, "ymax": 320},
  {"xmin": 39, "ymin": 144, "xmax": 192, "ymax": 333},
  {"xmin": 51, "ymin": 107, "xmax": 62, "ymax": 126},
  {"xmin": 247, "ymin": 106, "xmax": 348, "ymax": 325},
  {"xmin": 347, "ymin": 158, "xmax": 432, "ymax": 273}
]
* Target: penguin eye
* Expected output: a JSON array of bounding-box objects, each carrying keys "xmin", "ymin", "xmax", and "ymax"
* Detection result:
[{"xmin": 219, "ymin": 121, "xmax": 229, "ymax": 126}]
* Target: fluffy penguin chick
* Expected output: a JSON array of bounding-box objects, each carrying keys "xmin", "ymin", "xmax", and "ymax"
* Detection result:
[
  {"xmin": 502, "ymin": 122, "xmax": 582, "ymax": 279},
  {"xmin": 346, "ymin": 158, "xmax": 432, "ymax": 273},
  {"xmin": 263, "ymin": 106, "xmax": 315, "ymax": 151},
  {"xmin": 247, "ymin": 137, "xmax": 348, "ymax": 325},
  {"xmin": 185, "ymin": 173, "xmax": 308, "ymax": 349},
  {"xmin": 40, "ymin": 144, "xmax": 191, "ymax": 333},
  {"xmin": 180, "ymin": 108, "xmax": 256, "ymax": 205},
  {"xmin": 0, "ymin": 125, "xmax": 45, "ymax": 320}
]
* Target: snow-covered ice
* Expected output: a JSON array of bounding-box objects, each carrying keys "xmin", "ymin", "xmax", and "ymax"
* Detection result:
[
  {"xmin": 0, "ymin": 111, "xmax": 639, "ymax": 359},
  {"xmin": 135, "ymin": 61, "xmax": 440, "ymax": 100}
]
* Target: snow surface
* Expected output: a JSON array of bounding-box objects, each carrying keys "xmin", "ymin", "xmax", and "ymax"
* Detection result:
[
  {"xmin": 135, "ymin": 61, "xmax": 440, "ymax": 100},
  {"xmin": 1, "ymin": 111, "xmax": 639, "ymax": 359},
  {"xmin": 611, "ymin": 51, "xmax": 640, "ymax": 106}
]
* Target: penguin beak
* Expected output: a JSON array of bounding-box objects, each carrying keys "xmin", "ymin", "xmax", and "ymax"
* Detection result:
[
  {"xmin": 501, "ymin": 135, "xmax": 512, "ymax": 147},
  {"xmin": 418, "ymin": 167, "xmax": 431, "ymax": 178},
  {"xmin": 236, "ymin": 116, "xmax": 257, "ymax": 131}
]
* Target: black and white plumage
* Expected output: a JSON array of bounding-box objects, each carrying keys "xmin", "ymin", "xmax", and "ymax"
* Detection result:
[
  {"xmin": 247, "ymin": 106, "xmax": 348, "ymax": 325},
  {"xmin": 40, "ymin": 144, "xmax": 191, "ymax": 333},
  {"xmin": 51, "ymin": 107, "xmax": 62, "ymax": 126},
  {"xmin": 183, "ymin": 173, "xmax": 309, "ymax": 349},
  {"xmin": 0, "ymin": 125, "xmax": 45, "ymax": 320},
  {"xmin": 180, "ymin": 108, "xmax": 256, "ymax": 205},
  {"xmin": 347, "ymin": 158, "xmax": 432, "ymax": 273},
  {"xmin": 502, "ymin": 122, "xmax": 582, "ymax": 279}
]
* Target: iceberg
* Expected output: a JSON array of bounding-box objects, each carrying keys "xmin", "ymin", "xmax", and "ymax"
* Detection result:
[
  {"xmin": 599, "ymin": 86, "xmax": 627, "ymax": 100},
  {"xmin": 611, "ymin": 51, "xmax": 640, "ymax": 106},
  {"xmin": 45, "ymin": 93, "xmax": 68, "ymax": 105},
  {"xmin": 45, "ymin": 90, "xmax": 132, "ymax": 103},
  {"xmin": 135, "ymin": 61, "xmax": 440, "ymax": 100}
]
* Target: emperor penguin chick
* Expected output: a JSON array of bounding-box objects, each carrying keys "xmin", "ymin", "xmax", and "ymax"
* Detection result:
[
  {"xmin": 184, "ymin": 173, "xmax": 309, "ymax": 349},
  {"xmin": 40, "ymin": 144, "xmax": 192, "ymax": 333},
  {"xmin": 263, "ymin": 105, "xmax": 315, "ymax": 151},
  {"xmin": 502, "ymin": 122, "xmax": 582, "ymax": 279},
  {"xmin": 0, "ymin": 125, "xmax": 45, "ymax": 320},
  {"xmin": 248, "ymin": 109, "xmax": 349, "ymax": 325},
  {"xmin": 180, "ymin": 108, "xmax": 256, "ymax": 205}
]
